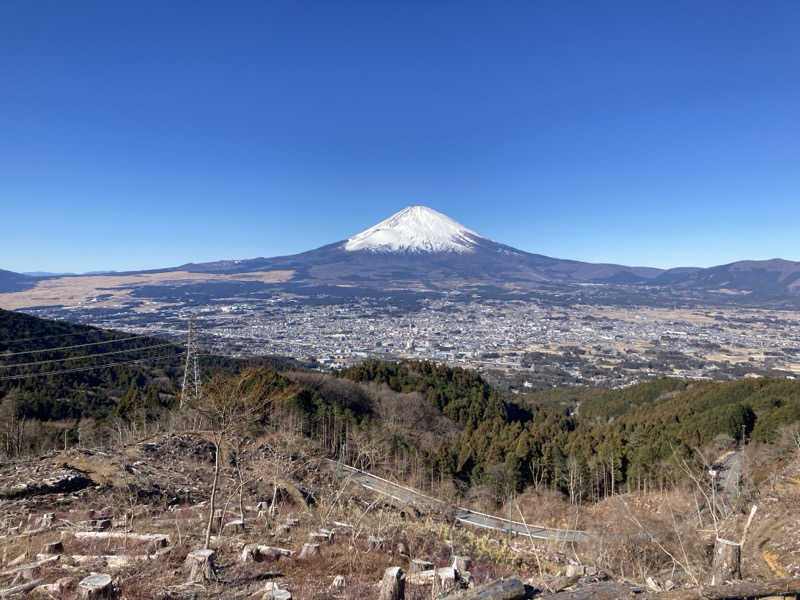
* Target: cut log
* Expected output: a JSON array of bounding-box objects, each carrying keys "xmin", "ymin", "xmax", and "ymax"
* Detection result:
[
  {"xmin": 440, "ymin": 576, "xmax": 526, "ymax": 600},
  {"xmin": 298, "ymin": 543, "xmax": 320, "ymax": 560},
  {"xmin": 536, "ymin": 581, "xmax": 640, "ymax": 599},
  {"xmin": 7, "ymin": 553, "xmax": 26, "ymax": 567},
  {"xmin": 410, "ymin": 559, "xmax": 435, "ymax": 573},
  {"xmin": 183, "ymin": 549, "xmax": 217, "ymax": 582},
  {"xmin": 645, "ymin": 578, "xmax": 800, "ymax": 599},
  {"xmin": 241, "ymin": 544, "xmax": 293, "ymax": 562},
  {"xmin": 379, "ymin": 566, "xmax": 405, "ymax": 600},
  {"xmin": 708, "ymin": 537, "xmax": 741, "ymax": 585},
  {"xmin": 32, "ymin": 577, "xmax": 72, "ymax": 596},
  {"xmin": 78, "ymin": 573, "xmax": 114, "ymax": 599},
  {"xmin": 0, "ymin": 579, "xmax": 41, "ymax": 598},
  {"xmin": 72, "ymin": 532, "xmax": 169, "ymax": 548},
  {"xmin": 432, "ymin": 567, "xmax": 458, "ymax": 598},
  {"xmin": 1, "ymin": 555, "xmax": 59, "ymax": 577},
  {"xmin": 331, "ymin": 575, "xmax": 346, "ymax": 589}
]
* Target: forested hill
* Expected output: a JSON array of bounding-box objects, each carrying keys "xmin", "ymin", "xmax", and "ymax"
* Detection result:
[
  {"xmin": 0, "ymin": 309, "xmax": 297, "ymax": 421},
  {"xmin": 334, "ymin": 360, "xmax": 800, "ymax": 501}
]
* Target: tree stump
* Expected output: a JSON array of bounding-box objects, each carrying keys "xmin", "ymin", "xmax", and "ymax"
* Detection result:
[
  {"xmin": 78, "ymin": 573, "xmax": 114, "ymax": 599},
  {"xmin": 223, "ymin": 519, "xmax": 245, "ymax": 534},
  {"xmin": 42, "ymin": 540, "xmax": 64, "ymax": 555},
  {"xmin": 20, "ymin": 563, "xmax": 41, "ymax": 580},
  {"xmin": 259, "ymin": 582, "xmax": 292, "ymax": 600},
  {"xmin": 452, "ymin": 555, "xmax": 472, "ymax": 574},
  {"xmin": 379, "ymin": 566, "xmax": 405, "ymax": 600},
  {"xmin": 298, "ymin": 543, "xmax": 320, "ymax": 560},
  {"xmin": 410, "ymin": 559, "xmax": 434, "ymax": 573},
  {"xmin": 89, "ymin": 519, "xmax": 111, "ymax": 531},
  {"xmin": 309, "ymin": 531, "xmax": 333, "ymax": 544},
  {"xmin": 184, "ymin": 549, "xmax": 217, "ymax": 583},
  {"xmin": 708, "ymin": 537, "xmax": 741, "ymax": 585},
  {"xmin": 432, "ymin": 567, "xmax": 458, "ymax": 598}
]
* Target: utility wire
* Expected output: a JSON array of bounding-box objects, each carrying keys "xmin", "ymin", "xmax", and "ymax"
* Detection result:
[
  {"xmin": 0, "ymin": 343, "xmax": 177, "ymax": 369},
  {"xmin": 0, "ymin": 335, "xmax": 152, "ymax": 357},
  {"xmin": 0, "ymin": 350, "xmax": 183, "ymax": 381},
  {"xmin": 0, "ymin": 329, "xmax": 118, "ymax": 346}
]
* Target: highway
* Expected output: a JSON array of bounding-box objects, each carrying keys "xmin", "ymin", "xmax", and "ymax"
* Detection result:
[{"xmin": 333, "ymin": 461, "xmax": 589, "ymax": 543}]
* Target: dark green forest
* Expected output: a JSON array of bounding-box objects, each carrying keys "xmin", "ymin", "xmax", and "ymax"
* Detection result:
[
  {"xmin": 0, "ymin": 309, "xmax": 297, "ymax": 451},
  {"xmin": 334, "ymin": 360, "xmax": 800, "ymax": 502}
]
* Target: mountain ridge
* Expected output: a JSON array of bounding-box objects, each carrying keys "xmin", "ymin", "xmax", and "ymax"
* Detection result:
[{"xmin": 3, "ymin": 206, "xmax": 800, "ymax": 304}]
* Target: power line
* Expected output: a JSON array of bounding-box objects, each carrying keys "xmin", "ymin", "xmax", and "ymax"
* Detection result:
[
  {"xmin": 0, "ymin": 330, "xmax": 104, "ymax": 346},
  {"xmin": 0, "ymin": 343, "xmax": 177, "ymax": 369},
  {"xmin": 0, "ymin": 350, "xmax": 182, "ymax": 381},
  {"xmin": 0, "ymin": 335, "xmax": 152, "ymax": 357}
]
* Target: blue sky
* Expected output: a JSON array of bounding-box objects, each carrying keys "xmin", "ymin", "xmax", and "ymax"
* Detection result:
[{"xmin": 1, "ymin": 1, "xmax": 798, "ymax": 273}]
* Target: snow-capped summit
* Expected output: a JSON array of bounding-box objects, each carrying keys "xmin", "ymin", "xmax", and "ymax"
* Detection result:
[{"xmin": 344, "ymin": 206, "xmax": 484, "ymax": 253}]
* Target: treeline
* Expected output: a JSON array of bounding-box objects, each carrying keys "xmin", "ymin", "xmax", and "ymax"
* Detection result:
[{"xmin": 329, "ymin": 360, "xmax": 800, "ymax": 505}]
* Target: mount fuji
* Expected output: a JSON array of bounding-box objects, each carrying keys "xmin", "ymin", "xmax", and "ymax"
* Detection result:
[
  {"xmin": 179, "ymin": 205, "xmax": 666, "ymax": 289},
  {"xmin": 2, "ymin": 206, "xmax": 800, "ymax": 306},
  {"xmin": 343, "ymin": 206, "xmax": 484, "ymax": 254}
]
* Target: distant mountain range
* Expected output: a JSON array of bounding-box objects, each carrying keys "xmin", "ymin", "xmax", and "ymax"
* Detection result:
[{"xmin": 2, "ymin": 206, "xmax": 799, "ymax": 307}]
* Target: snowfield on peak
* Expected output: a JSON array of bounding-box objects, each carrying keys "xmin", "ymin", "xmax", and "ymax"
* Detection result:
[{"xmin": 344, "ymin": 206, "xmax": 484, "ymax": 253}]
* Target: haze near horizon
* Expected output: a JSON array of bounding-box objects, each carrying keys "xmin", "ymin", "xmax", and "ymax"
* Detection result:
[{"xmin": 1, "ymin": 1, "xmax": 798, "ymax": 273}]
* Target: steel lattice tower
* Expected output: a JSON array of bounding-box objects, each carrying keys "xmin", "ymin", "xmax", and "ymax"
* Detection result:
[{"xmin": 180, "ymin": 318, "xmax": 202, "ymax": 407}]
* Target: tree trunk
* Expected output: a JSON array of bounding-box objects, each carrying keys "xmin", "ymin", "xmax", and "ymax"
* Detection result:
[
  {"xmin": 378, "ymin": 566, "xmax": 405, "ymax": 600},
  {"xmin": 708, "ymin": 537, "xmax": 741, "ymax": 585},
  {"xmin": 204, "ymin": 438, "xmax": 221, "ymax": 549}
]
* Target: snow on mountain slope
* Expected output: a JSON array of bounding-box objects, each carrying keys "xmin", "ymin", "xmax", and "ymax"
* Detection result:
[{"xmin": 343, "ymin": 206, "xmax": 484, "ymax": 253}]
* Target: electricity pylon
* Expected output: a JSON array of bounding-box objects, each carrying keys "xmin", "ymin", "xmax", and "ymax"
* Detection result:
[{"xmin": 180, "ymin": 318, "xmax": 202, "ymax": 407}]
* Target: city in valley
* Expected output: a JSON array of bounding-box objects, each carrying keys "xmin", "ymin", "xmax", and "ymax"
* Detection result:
[{"xmin": 16, "ymin": 288, "xmax": 800, "ymax": 390}]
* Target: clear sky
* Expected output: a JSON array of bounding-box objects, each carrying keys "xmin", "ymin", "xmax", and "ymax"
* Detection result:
[{"xmin": 1, "ymin": 1, "xmax": 798, "ymax": 273}]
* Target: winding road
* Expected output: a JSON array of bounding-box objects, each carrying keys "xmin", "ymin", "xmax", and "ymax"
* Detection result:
[
  {"xmin": 716, "ymin": 448, "xmax": 744, "ymax": 499},
  {"xmin": 331, "ymin": 461, "xmax": 589, "ymax": 543}
]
